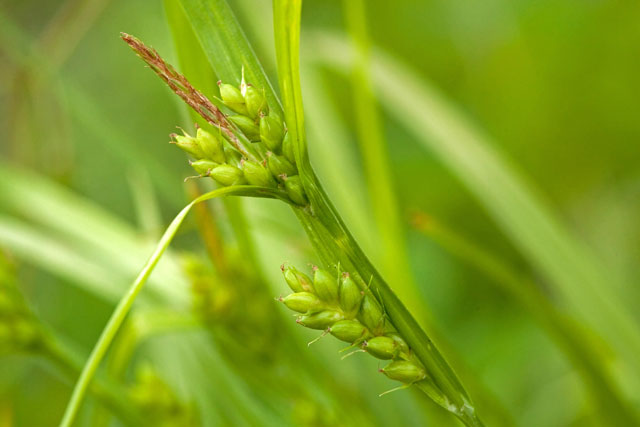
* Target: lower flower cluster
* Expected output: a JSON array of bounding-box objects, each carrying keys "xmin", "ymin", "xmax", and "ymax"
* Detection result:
[{"xmin": 280, "ymin": 264, "xmax": 427, "ymax": 391}]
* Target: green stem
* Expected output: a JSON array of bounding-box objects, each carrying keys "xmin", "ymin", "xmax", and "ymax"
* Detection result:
[{"xmin": 58, "ymin": 185, "xmax": 286, "ymax": 427}]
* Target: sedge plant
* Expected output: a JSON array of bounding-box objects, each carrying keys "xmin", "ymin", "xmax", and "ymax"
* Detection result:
[{"xmin": 59, "ymin": 1, "xmax": 483, "ymax": 426}]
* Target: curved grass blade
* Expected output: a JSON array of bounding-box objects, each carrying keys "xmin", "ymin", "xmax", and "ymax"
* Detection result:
[{"xmin": 58, "ymin": 185, "xmax": 286, "ymax": 427}]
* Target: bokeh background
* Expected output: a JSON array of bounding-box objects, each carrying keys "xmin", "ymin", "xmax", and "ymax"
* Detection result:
[{"xmin": 1, "ymin": 0, "xmax": 639, "ymax": 426}]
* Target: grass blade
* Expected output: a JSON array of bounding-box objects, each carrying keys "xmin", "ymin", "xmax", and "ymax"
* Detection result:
[{"xmin": 58, "ymin": 185, "xmax": 285, "ymax": 427}]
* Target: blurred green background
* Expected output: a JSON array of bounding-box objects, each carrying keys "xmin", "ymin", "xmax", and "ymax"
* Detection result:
[{"xmin": 1, "ymin": 0, "xmax": 639, "ymax": 426}]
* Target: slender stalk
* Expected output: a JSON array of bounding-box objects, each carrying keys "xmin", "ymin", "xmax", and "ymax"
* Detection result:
[{"xmin": 58, "ymin": 185, "xmax": 287, "ymax": 427}]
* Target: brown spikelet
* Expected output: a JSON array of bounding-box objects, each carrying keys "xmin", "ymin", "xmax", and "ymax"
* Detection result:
[{"xmin": 121, "ymin": 33, "xmax": 256, "ymax": 160}]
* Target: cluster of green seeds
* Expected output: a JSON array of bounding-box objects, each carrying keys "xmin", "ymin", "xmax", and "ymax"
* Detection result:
[
  {"xmin": 279, "ymin": 264, "xmax": 428, "ymax": 393},
  {"xmin": 171, "ymin": 75, "xmax": 307, "ymax": 206}
]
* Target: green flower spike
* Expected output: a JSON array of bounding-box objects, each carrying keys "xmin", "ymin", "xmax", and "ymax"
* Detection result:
[
  {"xmin": 312, "ymin": 267, "xmax": 339, "ymax": 302},
  {"xmin": 260, "ymin": 114, "xmax": 285, "ymax": 152},
  {"xmin": 282, "ymin": 265, "xmax": 315, "ymax": 293},
  {"xmin": 218, "ymin": 81, "xmax": 249, "ymax": 115},
  {"xmin": 228, "ymin": 115, "xmax": 260, "ymax": 141},
  {"xmin": 196, "ymin": 128, "xmax": 225, "ymax": 163},
  {"xmin": 242, "ymin": 160, "xmax": 277, "ymax": 188},
  {"xmin": 297, "ymin": 310, "xmax": 343, "ymax": 330},
  {"xmin": 339, "ymin": 273, "xmax": 362, "ymax": 318},
  {"xmin": 281, "ymin": 292, "xmax": 321, "ymax": 313}
]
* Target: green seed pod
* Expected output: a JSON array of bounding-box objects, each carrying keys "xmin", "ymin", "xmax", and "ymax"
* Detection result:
[
  {"xmin": 172, "ymin": 133, "xmax": 205, "ymax": 159},
  {"xmin": 259, "ymin": 115, "xmax": 285, "ymax": 151},
  {"xmin": 363, "ymin": 336, "xmax": 397, "ymax": 360},
  {"xmin": 329, "ymin": 320, "xmax": 369, "ymax": 343},
  {"xmin": 224, "ymin": 147, "xmax": 242, "ymax": 167},
  {"xmin": 219, "ymin": 83, "xmax": 249, "ymax": 115},
  {"xmin": 228, "ymin": 115, "xmax": 260, "ymax": 141},
  {"xmin": 282, "ymin": 266, "xmax": 314, "ymax": 293},
  {"xmin": 210, "ymin": 164, "xmax": 245, "ymax": 186},
  {"xmin": 242, "ymin": 161, "xmax": 277, "ymax": 188},
  {"xmin": 284, "ymin": 175, "xmax": 308, "ymax": 205},
  {"xmin": 313, "ymin": 267, "xmax": 339, "ymax": 302},
  {"xmin": 297, "ymin": 310, "xmax": 342, "ymax": 330},
  {"xmin": 387, "ymin": 333, "xmax": 410, "ymax": 355},
  {"xmin": 281, "ymin": 292, "xmax": 321, "ymax": 313},
  {"xmin": 359, "ymin": 294, "xmax": 385, "ymax": 334},
  {"xmin": 244, "ymin": 85, "xmax": 267, "ymax": 119},
  {"xmin": 282, "ymin": 131, "xmax": 295, "ymax": 164},
  {"xmin": 267, "ymin": 153, "xmax": 296, "ymax": 179},
  {"xmin": 380, "ymin": 360, "xmax": 426, "ymax": 383},
  {"xmin": 196, "ymin": 128, "xmax": 225, "ymax": 163},
  {"xmin": 189, "ymin": 159, "xmax": 217, "ymax": 176},
  {"xmin": 339, "ymin": 273, "xmax": 362, "ymax": 318}
]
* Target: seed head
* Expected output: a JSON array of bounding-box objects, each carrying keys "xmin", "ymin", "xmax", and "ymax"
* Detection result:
[
  {"xmin": 339, "ymin": 275, "xmax": 362, "ymax": 318},
  {"xmin": 267, "ymin": 153, "xmax": 296, "ymax": 179},
  {"xmin": 380, "ymin": 360, "xmax": 426, "ymax": 384},
  {"xmin": 260, "ymin": 114, "xmax": 285, "ymax": 152},
  {"xmin": 281, "ymin": 131, "xmax": 295, "ymax": 164},
  {"xmin": 210, "ymin": 164, "xmax": 245, "ymax": 187},
  {"xmin": 329, "ymin": 320, "xmax": 369, "ymax": 343},
  {"xmin": 219, "ymin": 82, "xmax": 249, "ymax": 116},
  {"xmin": 362, "ymin": 336, "xmax": 397, "ymax": 360},
  {"xmin": 228, "ymin": 115, "xmax": 261, "ymax": 141},
  {"xmin": 359, "ymin": 294, "xmax": 385, "ymax": 334},
  {"xmin": 282, "ymin": 266, "xmax": 315, "ymax": 293},
  {"xmin": 196, "ymin": 128, "xmax": 226, "ymax": 163},
  {"xmin": 312, "ymin": 268, "xmax": 339, "ymax": 303},
  {"xmin": 244, "ymin": 85, "xmax": 268, "ymax": 119},
  {"xmin": 284, "ymin": 175, "xmax": 308, "ymax": 206},
  {"xmin": 242, "ymin": 160, "xmax": 277, "ymax": 188},
  {"xmin": 297, "ymin": 310, "xmax": 343, "ymax": 330},
  {"xmin": 281, "ymin": 292, "xmax": 322, "ymax": 313},
  {"xmin": 171, "ymin": 132, "xmax": 205, "ymax": 159}
]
